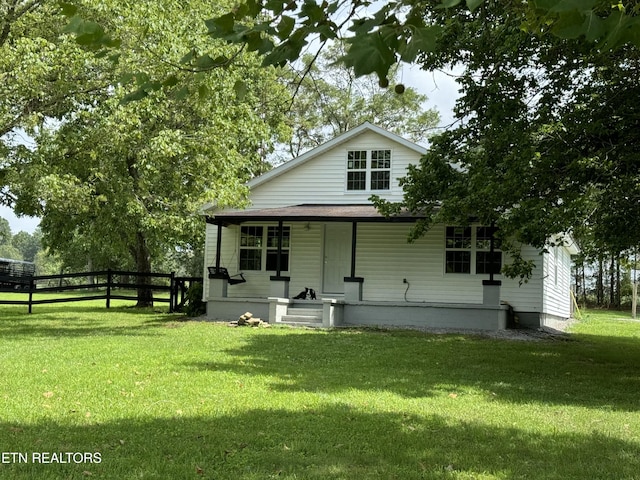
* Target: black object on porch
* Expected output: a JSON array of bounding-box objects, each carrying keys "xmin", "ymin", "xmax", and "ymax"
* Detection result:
[{"xmin": 207, "ymin": 266, "xmax": 246, "ymax": 285}]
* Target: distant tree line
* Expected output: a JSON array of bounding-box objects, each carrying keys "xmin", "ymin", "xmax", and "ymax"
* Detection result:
[
  {"xmin": 574, "ymin": 250, "xmax": 639, "ymax": 310},
  {"xmin": 0, "ymin": 217, "xmax": 59, "ymax": 275}
]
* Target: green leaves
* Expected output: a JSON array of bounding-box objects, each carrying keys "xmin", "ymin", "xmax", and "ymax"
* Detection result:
[
  {"xmin": 530, "ymin": 0, "xmax": 640, "ymax": 49},
  {"xmin": 342, "ymin": 33, "xmax": 396, "ymax": 79},
  {"xmin": 400, "ymin": 25, "xmax": 443, "ymax": 62},
  {"xmin": 62, "ymin": 16, "xmax": 120, "ymax": 50}
]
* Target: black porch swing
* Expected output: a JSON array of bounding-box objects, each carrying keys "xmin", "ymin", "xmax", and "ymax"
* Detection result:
[{"xmin": 207, "ymin": 266, "xmax": 246, "ymax": 285}]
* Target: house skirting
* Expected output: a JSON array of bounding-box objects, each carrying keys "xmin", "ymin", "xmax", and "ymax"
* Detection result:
[
  {"xmin": 206, "ymin": 297, "xmax": 509, "ymax": 330},
  {"xmin": 206, "ymin": 298, "xmax": 271, "ymax": 322},
  {"xmin": 341, "ymin": 301, "xmax": 508, "ymax": 330}
]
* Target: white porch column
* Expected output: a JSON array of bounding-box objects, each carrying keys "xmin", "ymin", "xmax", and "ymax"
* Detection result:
[
  {"xmin": 482, "ymin": 280, "xmax": 502, "ymax": 306},
  {"xmin": 269, "ymin": 297, "xmax": 290, "ymax": 323},
  {"xmin": 344, "ymin": 277, "xmax": 364, "ymax": 302},
  {"xmin": 208, "ymin": 277, "xmax": 228, "ymax": 298},
  {"xmin": 322, "ymin": 298, "xmax": 343, "ymax": 327},
  {"xmin": 269, "ymin": 276, "xmax": 290, "ymax": 298}
]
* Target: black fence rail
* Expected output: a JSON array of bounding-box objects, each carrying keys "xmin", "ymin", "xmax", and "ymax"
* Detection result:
[{"xmin": 0, "ymin": 269, "xmax": 203, "ymax": 314}]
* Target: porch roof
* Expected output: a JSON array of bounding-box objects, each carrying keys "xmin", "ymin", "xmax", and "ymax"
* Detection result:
[{"xmin": 206, "ymin": 204, "xmax": 428, "ymax": 226}]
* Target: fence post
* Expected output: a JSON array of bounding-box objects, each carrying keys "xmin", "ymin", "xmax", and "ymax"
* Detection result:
[
  {"xmin": 106, "ymin": 269, "xmax": 112, "ymax": 309},
  {"xmin": 169, "ymin": 272, "xmax": 175, "ymax": 313},
  {"xmin": 28, "ymin": 277, "xmax": 34, "ymax": 314}
]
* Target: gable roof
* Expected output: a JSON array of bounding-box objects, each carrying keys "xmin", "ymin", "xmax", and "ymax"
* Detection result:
[{"xmin": 248, "ymin": 122, "xmax": 428, "ymax": 189}]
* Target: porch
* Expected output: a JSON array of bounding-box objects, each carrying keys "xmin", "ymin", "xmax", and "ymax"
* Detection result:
[{"xmin": 204, "ymin": 204, "xmax": 508, "ymax": 330}]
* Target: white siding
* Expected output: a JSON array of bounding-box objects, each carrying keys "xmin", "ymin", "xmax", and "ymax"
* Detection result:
[
  {"xmin": 541, "ymin": 245, "xmax": 573, "ymax": 318},
  {"xmin": 356, "ymin": 224, "xmax": 544, "ymax": 310},
  {"xmin": 501, "ymin": 245, "xmax": 544, "ymax": 314},
  {"xmin": 249, "ymin": 131, "xmax": 421, "ymax": 208}
]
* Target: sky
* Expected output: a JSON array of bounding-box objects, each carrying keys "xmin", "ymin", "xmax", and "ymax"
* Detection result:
[
  {"xmin": 0, "ymin": 205, "xmax": 39, "ymax": 235},
  {"xmin": 0, "ymin": 66, "xmax": 462, "ymax": 236}
]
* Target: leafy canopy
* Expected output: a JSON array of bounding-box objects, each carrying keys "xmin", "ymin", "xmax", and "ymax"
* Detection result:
[{"xmin": 7, "ymin": 0, "xmax": 289, "ymax": 298}]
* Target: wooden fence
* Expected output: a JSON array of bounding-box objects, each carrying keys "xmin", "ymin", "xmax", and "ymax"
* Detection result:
[{"xmin": 0, "ymin": 270, "xmax": 202, "ymax": 314}]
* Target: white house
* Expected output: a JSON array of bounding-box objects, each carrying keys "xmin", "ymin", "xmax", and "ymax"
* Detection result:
[{"xmin": 202, "ymin": 122, "xmax": 578, "ymax": 330}]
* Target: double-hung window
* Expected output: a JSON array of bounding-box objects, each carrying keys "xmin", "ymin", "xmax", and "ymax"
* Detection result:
[
  {"xmin": 239, "ymin": 225, "xmax": 290, "ymax": 271},
  {"xmin": 265, "ymin": 226, "xmax": 290, "ymax": 271},
  {"xmin": 347, "ymin": 150, "xmax": 367, "ymax": 190},
  {"xmin": 445, "ymin": 226, "xmax": 502, "ymax": 274},
  {"xmin": 475, "ymin": 226, "xmax": 502, "ymax": 275},
  {"xmin": 346, "ymin": 149, "xmax": 391, "ymax": 191},
  {"xmin": 445, "ymin": 227, "xmax": 472, "ymax": 273}
]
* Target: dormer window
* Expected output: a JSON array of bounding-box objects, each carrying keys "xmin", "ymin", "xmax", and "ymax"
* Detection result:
[{"xmin": 346, "ymin": 149, "xmax": 391, "ymax": 191}]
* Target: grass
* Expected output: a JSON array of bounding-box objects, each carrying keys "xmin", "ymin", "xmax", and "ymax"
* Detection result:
[{"xmin": 1, "ymin": 303, "xmax": 640, "ymax": 479}]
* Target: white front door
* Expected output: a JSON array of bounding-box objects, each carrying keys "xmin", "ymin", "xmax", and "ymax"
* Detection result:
[{"xmin": 323, "ymin": 223, "xmax": 351, "ymax": 294}]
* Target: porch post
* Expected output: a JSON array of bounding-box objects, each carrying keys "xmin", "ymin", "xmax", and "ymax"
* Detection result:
[
  {"xmin": 344, "ymin": 221, "xmax": 364, "ymax": 301},
  {"xmin": 483, "ymin": 223, "xmax": 501, "ymax": 306},
  {"xmin": 209, "ymin": 221, "xmax": 228, "ymax": 298},
  {"xmin": 350, "ymin": 221, "xmax": 357, "ymax": 278},
  {"xmin": 270, "ymin": 219, "xmax": 290, "ymax": 297},
  {"xmin": 215, "ymin": 221, "xmax": 222, "ymax": 271},
  {"xmin": 276, "ymin": 219, "xmax": 283, "ymax": 277}
]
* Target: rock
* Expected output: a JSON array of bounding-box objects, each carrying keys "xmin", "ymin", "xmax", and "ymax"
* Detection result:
[{"xmin": 231, "ymin": 312, "xmax": 270, "ymax": 328}]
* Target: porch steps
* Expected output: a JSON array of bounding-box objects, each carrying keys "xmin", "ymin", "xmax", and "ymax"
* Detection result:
[{"xmin": 280, "ymin": 307, "xmax": 323, "ymax": 326}]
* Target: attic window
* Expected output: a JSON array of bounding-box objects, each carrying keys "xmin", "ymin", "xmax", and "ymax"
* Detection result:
[
  {"xmin": 347, "ymin": 150, "xmax": 367, "ymax": 190},
  {"xmin": 346, "ymin": 149, "xmax": 391, "ymax": 191}
]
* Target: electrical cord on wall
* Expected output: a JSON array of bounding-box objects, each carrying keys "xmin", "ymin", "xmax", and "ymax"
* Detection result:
[{"xmin": 403, "ymin": 279, "xmax": 410, "ymax": 302}]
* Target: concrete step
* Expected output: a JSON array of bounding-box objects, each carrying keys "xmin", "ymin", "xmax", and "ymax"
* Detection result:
[
  {"xmin": 280, "ymin": 307, "xmax": 323, "ymax": 325},
  {"xmin": 287, "ymin": 308, "xmax": 323, "ymax": 317},
  {"xmin": 280, "ymin": 316, "xmax": 323, "ymax": 326}
]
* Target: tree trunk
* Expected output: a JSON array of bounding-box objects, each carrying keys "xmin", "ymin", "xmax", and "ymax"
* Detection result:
[
  {"xmin": 597, "ymin": 256, "xmax": 604, "ymax": 306},
  {"xmin": 616, "ymin": 253, "xmax": 621, "ymax": 309},
  {"xmin": 582, "ymin": 259, "xmax": 587, "ymax": 308},
  {"xmin": 609, "ymin": 254, "xmax": 615, "ymax": 308},
  {"xmin": 132, "ymin": 232, "xmax": 153, "ymax": 307}
]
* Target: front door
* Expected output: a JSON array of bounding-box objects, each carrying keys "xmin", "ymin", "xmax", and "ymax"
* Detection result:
[{"xmin": 323, "ymin": 223, "xmax": 351, "ymax": 294}]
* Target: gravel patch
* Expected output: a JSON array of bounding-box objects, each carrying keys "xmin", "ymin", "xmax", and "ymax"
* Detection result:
[{"xmin": 368, "ymin": 318, "xmax": 579, "ymax": 342}]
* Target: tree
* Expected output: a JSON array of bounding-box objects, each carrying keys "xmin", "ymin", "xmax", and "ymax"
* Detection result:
[
  {"xmin": 1, "ymin": 2, "xmax": 112, "ymax": 204},
  {"xmin": 278, "ymin": 42, "xmax": 439, "ymax": 160},
  {"xmin": 203, "ymin": 1, "xmax": 640, "ymax": 83},
  {"xmin": 8, "ymin": 0, "xmax": 289, "ymax": 305},
  {"xmin": 0, "ymin": 217, "xmax": 11, "ymax": 245},
  {"xmin": 11, "ymin": 229, "xmax": 41, "ymax": 262}
]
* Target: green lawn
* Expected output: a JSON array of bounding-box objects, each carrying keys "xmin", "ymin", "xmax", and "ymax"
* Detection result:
[{"xmin": 1, "ymin": 305, "xmax": 639, "ymax": 479}]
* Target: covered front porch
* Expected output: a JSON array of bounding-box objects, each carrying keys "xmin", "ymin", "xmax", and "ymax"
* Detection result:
[{"xmin": 204, "ymin": 204, "xmax": 508, "ymax": 330}]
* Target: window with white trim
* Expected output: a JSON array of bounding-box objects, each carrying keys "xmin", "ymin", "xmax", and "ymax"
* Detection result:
[
  {"xmin": 239, "ymin": 225, "xmax": 290, "ymax": 271},
  {"xmin": 445, "ymin": 226, "xmax": 502, "ymax": 274},
  {"xmin": 475, "ymin": 226, "xmax": 502, "ymax": 275},
  {"xmin": 346, "ymin": 149, "xmax": 391, "ymax": 191}
]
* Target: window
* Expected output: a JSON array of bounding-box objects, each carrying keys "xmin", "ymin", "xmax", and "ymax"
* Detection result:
[
  {"xmin": 475, "ymin": 226, "xmax": 502, "ymax": 275},
  {"xmin": 347, "ymin": 150, "xmax": 367, "ymax": 190},
  {"xmin": 346, "ymin": 149, "xmax": 391, "ymax": 191},
  {"xmin": 445, "ymin": 227, "xmax": 471, "ymax": 273},
  {"xmin": 370, "ymin": 149, "xmax": 391, "ymax": 190},
  {"xmin": 266, "ymin": 226, "xmax": 290, "ymax": 271},
  {"xmin": 239, "ymin": 225, "xmax": 290, "ymax": 271},
  {"xmin": 445, "ymin": 226, "xmax": 502, "ymax": 275},
  {"xmin": 239, "ymin": 226, "xmax": 263, "ymax": 271}
]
